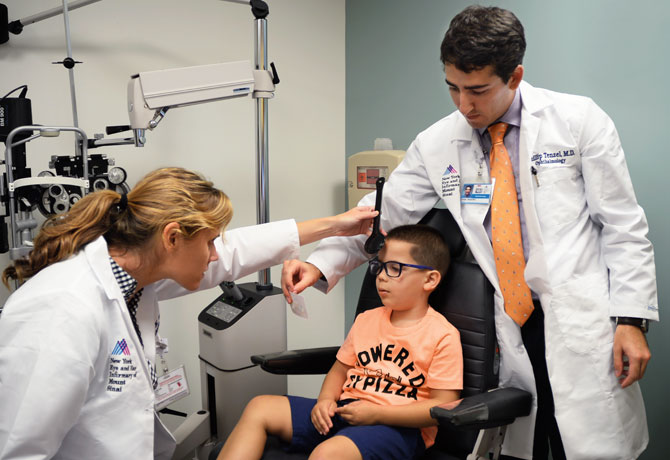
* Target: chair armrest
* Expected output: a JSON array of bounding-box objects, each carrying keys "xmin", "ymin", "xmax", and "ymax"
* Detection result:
[
  {"xmin": 430, "ymin": 387, "xmax": 532, "ymax": 430},
  {"xmin": 251, "ymin": 346, "xmax": 339, "ymax": 375}
]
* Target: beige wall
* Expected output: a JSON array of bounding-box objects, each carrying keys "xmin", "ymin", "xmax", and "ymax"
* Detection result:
[{"xmin": 0, "ymin": 0, "xmax": 346, "ymax": 423}]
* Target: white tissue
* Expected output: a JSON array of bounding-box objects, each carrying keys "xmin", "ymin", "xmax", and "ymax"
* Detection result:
[{"xmin": 289, "ymin": 292, "xmax": 309, "ymax": 319}]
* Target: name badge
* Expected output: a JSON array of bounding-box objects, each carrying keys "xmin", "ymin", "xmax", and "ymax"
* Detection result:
[
  {"xmin": 461, "ymin": 179, "xmax": 495, "ymax": 205},
  {"xmin": 155, "ymin": 365, "xmax": 190, "ymax": 411}
]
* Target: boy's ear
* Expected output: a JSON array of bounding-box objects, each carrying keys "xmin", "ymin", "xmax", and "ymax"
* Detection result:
[{"xmin": 423, "ymin": 270, "xmax": 442, "ymax": 292}]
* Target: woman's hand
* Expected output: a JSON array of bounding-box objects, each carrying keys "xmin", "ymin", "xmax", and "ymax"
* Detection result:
[
  {"xmin": 330, "ymin": 206, "xmax": 379, "ymax": 237},
  {"xmin": 296, "ymin": 206, "xmax": 380, "ymax": 246}
]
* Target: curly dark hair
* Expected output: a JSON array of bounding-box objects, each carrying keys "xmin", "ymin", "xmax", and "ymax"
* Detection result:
[{"xmin": 440, "ymin": 5, "xmax": 526, "ymax": 83}]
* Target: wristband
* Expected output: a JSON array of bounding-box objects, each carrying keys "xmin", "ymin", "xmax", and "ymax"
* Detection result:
[{"xmin": 615, "ymin": 317, "xmax": 649, "ymax": 334}]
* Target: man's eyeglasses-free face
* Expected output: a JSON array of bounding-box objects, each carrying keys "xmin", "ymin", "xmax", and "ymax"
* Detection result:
[{"xmin": 368, "ymin": 258, "xmax": 435, "ymax": 278}]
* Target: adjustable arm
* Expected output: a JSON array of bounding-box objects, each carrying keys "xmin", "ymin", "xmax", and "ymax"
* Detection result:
[
  {"xmin": 126, "ymin": 60, "xmax": 276, "ymax": 146},
  {"xmin": 1, "ymin": 0, "xmax": 103, "ymax": 40}
]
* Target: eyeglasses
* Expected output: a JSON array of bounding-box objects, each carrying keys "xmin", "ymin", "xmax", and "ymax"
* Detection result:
[{"xmin": 368, "ymin": 257, "xmax": 434, "ymax": 278}]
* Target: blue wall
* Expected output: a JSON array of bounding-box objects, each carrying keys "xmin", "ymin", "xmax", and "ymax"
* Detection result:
[{"xmin": 345, "ymin": 1, "xmax": 669, "ymax": 458}]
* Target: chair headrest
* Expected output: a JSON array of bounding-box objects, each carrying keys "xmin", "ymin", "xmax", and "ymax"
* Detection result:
[
  {"xmin": 357, "ymin": 208, "xmax": 466, "ymax": 318},
  {"xmin": 417, "ymin": 208, "xmax": 466, "ymax": 259}
]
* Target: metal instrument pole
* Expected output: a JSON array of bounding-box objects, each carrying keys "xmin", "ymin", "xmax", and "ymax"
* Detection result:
[
  {"xmin": 61, "ymin": 0, "xmax": 81, "ymax": 158},
  {"xmin": 254, "ymin": 17, "xmax": 272, "ymax": 288}
]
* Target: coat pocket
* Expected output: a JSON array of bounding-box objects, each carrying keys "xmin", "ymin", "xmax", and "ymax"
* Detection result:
[
  {"xmin": 547, "ymin": 275, "xmax": 613, "ymax": 355},
  {"xmin": 533, "ymin": 167, "xmax": 585, "ymax": 228}
]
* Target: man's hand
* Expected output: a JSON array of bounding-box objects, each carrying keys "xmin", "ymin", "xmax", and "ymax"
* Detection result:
[
  {"xmin": 311, "ymin": 399, "xmax": 337, "ymax": 435},
  {"xmin": 334, "ymin": 400, "xmax": 378, "ymax": 426},
  {"xmin": 613, "ymin": 325, "xmax": 651, "ymax": 388},
  {"xmin": 281, "ymin": 260, "xmax": 322, "ymax": 303}
]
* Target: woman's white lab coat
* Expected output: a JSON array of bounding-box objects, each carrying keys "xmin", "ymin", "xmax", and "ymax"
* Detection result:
[
  {"xmin": 307, "ymin": 81, "xmax": 658, "ymax": 459},
  {"xmin": 0, "ymin": 220, "xmax": 299, "ymax": 459}
]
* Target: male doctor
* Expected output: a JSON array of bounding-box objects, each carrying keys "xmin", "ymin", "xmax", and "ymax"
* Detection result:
[{"xmin": 282, "ymin": 6, "xmax": 658, "ymax": 460}]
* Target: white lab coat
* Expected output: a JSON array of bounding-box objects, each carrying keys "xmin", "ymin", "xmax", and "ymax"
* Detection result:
[
  {"xmin": 307, "ymin": 81, "xmax": 658, "ymax": 459},
  {"xmin": 0, "ymin": 219, "xmax": 300, "ymax": 460}
]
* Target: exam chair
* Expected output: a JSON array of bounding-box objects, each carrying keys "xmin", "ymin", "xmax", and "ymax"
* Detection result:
[{"xmin": 212, "ymin": 208, "xmax": 532, "ymax": 460}]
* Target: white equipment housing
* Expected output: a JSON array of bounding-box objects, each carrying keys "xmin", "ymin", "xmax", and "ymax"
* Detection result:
[
  {"xmin": 127, "ymin": 60, "xmax": 275, "ymax": 146},
  {"xmin": 197, "ymin": 283, "xmax": 287, "ymax": 440}
]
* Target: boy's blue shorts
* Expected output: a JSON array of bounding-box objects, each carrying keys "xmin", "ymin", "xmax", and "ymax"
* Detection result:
[{"xmin": 284, "ymin": 395, "xmax": 426, "ymax": 460}]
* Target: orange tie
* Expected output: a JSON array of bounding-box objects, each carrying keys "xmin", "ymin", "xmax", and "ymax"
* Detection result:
[{"xmin": 488, "ymin": 122, "xmax": 534, "ymax": 326}]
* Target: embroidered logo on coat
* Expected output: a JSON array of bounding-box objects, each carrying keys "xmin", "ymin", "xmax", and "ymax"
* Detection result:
[
  {"xmin": 441, "ymin": 165, "xmax": 460, "ymax": 197},
  {"xmin": 111, "ymin": 338, "xmax": 131, "ymax": 356},
  {"xmin": 444, "ymin": 164, "xmax": 458, "ymax": 175},
  {"xmin": 107, "ymin": 338, "xmax": 138, "ymax": 393}
]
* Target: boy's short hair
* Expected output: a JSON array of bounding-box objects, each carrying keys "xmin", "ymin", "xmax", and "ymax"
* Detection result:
[
  {"xmin": 386, "ymin": 224, "xmax": 450, "ymax": 277},
  {"xmin": 440, "ymin": 5, "xmax": 526, "ymax": 83}
]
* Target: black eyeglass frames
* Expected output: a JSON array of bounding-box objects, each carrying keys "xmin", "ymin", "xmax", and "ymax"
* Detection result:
[{"xmin": 368, "ymin": 258, "xmax": 434, "ymax": 278}]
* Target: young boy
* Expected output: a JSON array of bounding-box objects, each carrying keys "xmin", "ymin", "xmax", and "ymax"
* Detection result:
[{"xmin": 218, "ymin": 224, "xmax": 463, "ymax": 460}]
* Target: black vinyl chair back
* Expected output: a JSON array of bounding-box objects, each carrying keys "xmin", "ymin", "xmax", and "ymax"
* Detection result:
[{"xmin": 356, "ymin": 208, "xmax": 497, "ymax": 458}]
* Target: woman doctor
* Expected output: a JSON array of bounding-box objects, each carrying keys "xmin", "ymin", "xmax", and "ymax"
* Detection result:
[{"xmin": 0, "ymin": 167, "xmax": 378, "ymax": 460}]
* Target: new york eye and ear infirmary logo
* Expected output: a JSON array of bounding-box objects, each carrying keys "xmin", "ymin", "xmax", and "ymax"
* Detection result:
[
  {"xmin": 111, "ymin": 338, "xmax": 131, "ymax": 356},
  {"xmin": 107, "ymin": 338, "xmax": 138, "ymax": 393},
  {"xmin": 441, "ymin": 164, "xmax": 460, "ymax": 197}
]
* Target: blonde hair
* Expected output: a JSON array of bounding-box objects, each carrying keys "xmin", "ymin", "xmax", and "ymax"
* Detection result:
[{"xmin": 3, "ymin": 167, "xmax": 233, "ymax": 287}]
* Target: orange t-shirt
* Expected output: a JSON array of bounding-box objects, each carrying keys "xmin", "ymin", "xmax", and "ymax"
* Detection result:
[{"xmin": 335, "ymin": 306, "xmax": 463, "ymax": 449}]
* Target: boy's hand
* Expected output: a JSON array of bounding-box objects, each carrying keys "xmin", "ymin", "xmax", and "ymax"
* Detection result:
[
  {"xmin": 334, "ymin": 400, "xmax": 378, "ymax": 426},
  {"xmin": 311, "ymin": 399, "xmax": 337, "ymax": 435}
]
